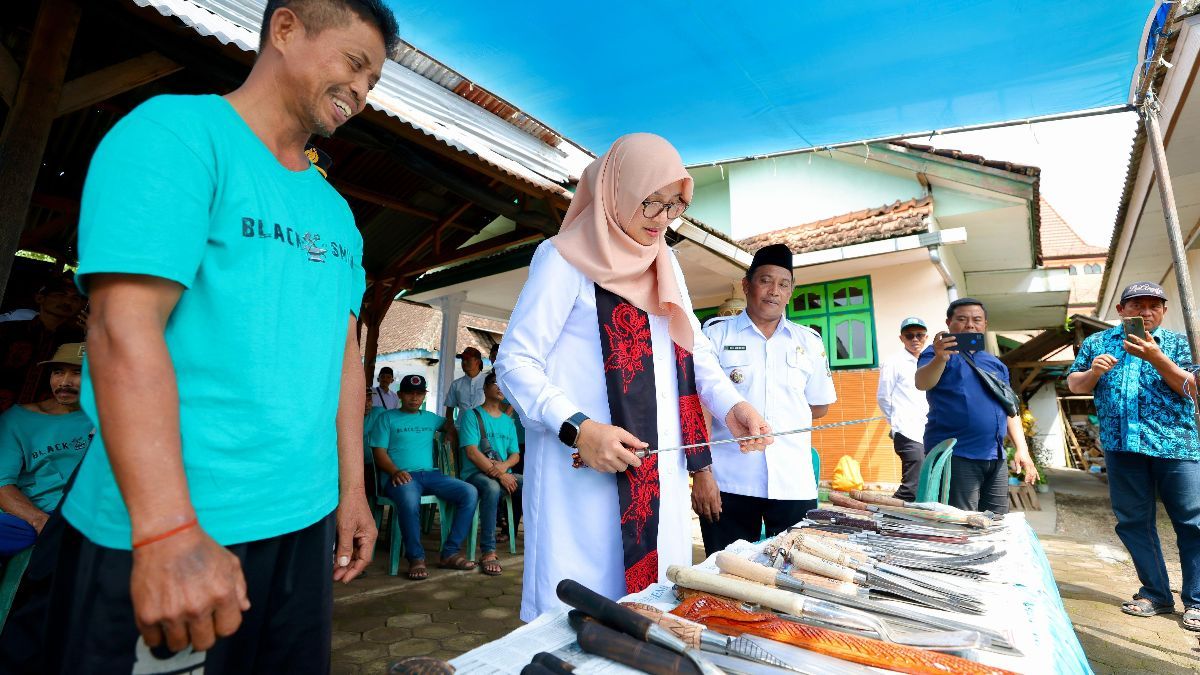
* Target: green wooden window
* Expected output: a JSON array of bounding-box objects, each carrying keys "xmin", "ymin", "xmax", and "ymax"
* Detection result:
[
  {"xmin": 694, "ymin": 306, "xmax": 719, "ymax": 324},
  {"xmin": 787, "ymin": 276, "xmax": 876, "ymax": 369}
]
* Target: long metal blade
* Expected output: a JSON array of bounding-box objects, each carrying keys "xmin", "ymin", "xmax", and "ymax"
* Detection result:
[
  {"xmin": 724, "ymin": 636, "xmax": 807, "ymax": 672},
  {"xmin": 637, "ymin": 416, "xmax": 885, "ymax": 458}
]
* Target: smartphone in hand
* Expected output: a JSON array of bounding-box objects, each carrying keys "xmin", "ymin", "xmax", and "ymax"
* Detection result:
[
  {"xmin": 1123, "ymin": 316, "xmax": 1146, "ymax": 341},
  {"xmin": 945, "ymin": 332, "xmax": 985, "ymax": 353}
]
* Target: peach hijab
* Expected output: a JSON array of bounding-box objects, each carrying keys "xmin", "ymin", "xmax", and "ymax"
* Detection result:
[{"xmin": 551, "ymin": 133, "xmax": 696, "ymax": 351}]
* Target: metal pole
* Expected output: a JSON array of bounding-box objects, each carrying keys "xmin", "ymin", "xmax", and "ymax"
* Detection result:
[
  {"xmin": 1140, "ymin": 92, "xmax": 1200, "ymax": 430},
  {"xmin": 1141, "ymin": 93, "xmax": 1200, "ymax": 363}
]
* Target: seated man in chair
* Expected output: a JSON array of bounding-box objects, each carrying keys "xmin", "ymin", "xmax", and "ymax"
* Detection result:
[
  {"xmin": 0, "ymin": 343, "xmax": 92, "ymax": 556},
  {"xmin": 369, "ymin": 374, "xmax": 477, "ymax": 580},
  {"xmin": 458, "ymin": 371, "xmax": 522, "ymax": 576}
]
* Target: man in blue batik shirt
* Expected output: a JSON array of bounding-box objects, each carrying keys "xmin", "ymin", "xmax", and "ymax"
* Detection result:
[{"xmin": 1068, "ymin": 281, "xmax": 1200, "ymax": 631}]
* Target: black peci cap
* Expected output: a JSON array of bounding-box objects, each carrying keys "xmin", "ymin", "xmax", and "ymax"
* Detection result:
[{"xmin": 747, "ymin": 244, "xmax": 793, "ymax": 276}]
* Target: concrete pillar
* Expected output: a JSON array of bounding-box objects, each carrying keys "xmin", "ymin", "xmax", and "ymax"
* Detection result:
[{"xmin": 429, "ymin": 291, "xmax": 467, "ymax": 415}]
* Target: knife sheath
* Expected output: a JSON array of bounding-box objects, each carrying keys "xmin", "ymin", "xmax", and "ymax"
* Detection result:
[{"xmin": 575, "ymin": 620, "xmax": 701, "ymax": 675}]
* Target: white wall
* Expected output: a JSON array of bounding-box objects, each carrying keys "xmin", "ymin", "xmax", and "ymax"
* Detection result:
[{"xmin": 1027, "ymin": 385, "xmax": 1068, "ymax": 468}]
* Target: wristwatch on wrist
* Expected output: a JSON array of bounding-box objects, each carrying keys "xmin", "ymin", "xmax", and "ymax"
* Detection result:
[
  {"xmin": 689, "ymin": 465, "xmax": 712, "ymax": 476},
  {"xmin": 558, "ymin": 412, "xmax": 590, "ymax": 448}
]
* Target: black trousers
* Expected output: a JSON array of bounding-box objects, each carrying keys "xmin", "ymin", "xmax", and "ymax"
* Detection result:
[
  {"xmin": 21, "ymin": 512, "xmax": 335, "ymax": 675},
  {"xmin": 947, "ymin": 455, "xmax": 1010, "ymax": 515},
  {"xmin": 700, "ymin": 492, "xmax": 818, "ymax": 556},
  {"xmin": 891, "ymin": 433, "xmax": 925, "ymax": 502}
]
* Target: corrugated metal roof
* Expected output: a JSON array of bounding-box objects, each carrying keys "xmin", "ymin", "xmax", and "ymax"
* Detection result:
[{"xmin": 130, "ymin": 0, "xmax": 588, "ymax": 196}]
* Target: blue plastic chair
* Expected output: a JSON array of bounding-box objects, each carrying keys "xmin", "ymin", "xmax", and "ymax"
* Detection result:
[{"xmin": 916, "ymin": 438, "xmax": 957, "ymax": 504}]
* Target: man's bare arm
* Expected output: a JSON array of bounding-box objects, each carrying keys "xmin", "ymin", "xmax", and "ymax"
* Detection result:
[
  {"xmin": 333, "ymin": 315, "xmax": 376, "ymax": 583},
  {"xmin": 0, "ymin": 485, "xmax": 48, "ymax": 532},
  {"xmin": 88, "ymin": 273, "xmax": 248, "ymax": 653}
]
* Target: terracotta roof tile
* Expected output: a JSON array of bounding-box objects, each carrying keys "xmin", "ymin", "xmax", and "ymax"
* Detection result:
[
  {"xmin": 1039, "ymin": 197, "xmax": 1106, "ymax": 259},
  {"xmin": 370, "ymin": 300, "xmax": 506, "ymax": 357},
  {"xmin": 887, "ymin": 141, "xmax": 1041, "ymax": 177},
  {"xmin": 737, "ymin": 195, "xmax": 933, "ymax": 254}
]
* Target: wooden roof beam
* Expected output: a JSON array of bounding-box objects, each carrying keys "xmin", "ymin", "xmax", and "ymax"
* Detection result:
[
  {"xmin": 57, "ymin": 51, "xmax": 182, "ymax": 117},
  {"xmin": 396, "ymin": 228, "xmax": 542, "ymax": 284},
  {"xmin": 0, "ymin": 43, "xmax": 18, "ymax": 107},
  {"xmin": 330, "ymin": 178, "xmax": 441, "ymax": 221}
]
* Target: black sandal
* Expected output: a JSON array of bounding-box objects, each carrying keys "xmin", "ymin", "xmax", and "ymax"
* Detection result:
[
  {"xmin": 1121, "ymin": 595, "xmax": 1174, "ymax": 617},
  {"xmin": 406, "ymin": 559, "xmax": 428, "ymax": 581}
]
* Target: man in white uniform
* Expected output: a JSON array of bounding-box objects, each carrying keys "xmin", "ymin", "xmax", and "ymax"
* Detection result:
[
  {"xmin": 699, "ymin": 244, "xmax": 836, "ymax": 554},
  {"xmin": 876, "ymin": 317, "xmax": 929, "ymax": 501}
]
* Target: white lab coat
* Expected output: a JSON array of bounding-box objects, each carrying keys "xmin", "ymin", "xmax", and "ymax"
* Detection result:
[{"xmin": 495, "ymin": 240, "xmax": 743, "ymax": 621}]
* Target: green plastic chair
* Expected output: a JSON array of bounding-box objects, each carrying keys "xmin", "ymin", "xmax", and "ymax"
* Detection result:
[
  {"xmin": 915, "ymin": 438, "xmax": 957, "ymax": 504},
  {"xmin": 0, "ymin": 546, "xmax": 33, "ymax": 633}
]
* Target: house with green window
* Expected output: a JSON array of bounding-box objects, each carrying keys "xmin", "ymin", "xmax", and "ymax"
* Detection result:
[{"xmin": 677, "ymin": 142, "xmax": 1069, "ymax": 485}]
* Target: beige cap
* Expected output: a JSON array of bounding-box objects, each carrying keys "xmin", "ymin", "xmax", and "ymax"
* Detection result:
[{"xmin": 39, "ymin": 342, "xmax": 85, "ymax": 367}]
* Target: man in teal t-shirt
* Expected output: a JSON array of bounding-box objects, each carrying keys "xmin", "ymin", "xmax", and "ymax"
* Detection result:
[
  {"xmin": 0, "ymin": 343, "xmax": 91, "ymax": 555},
  {"xmin": 369, "ymin": 374, "xmax": 477, "ymax": 580},
  {"xmin": 37, "ymin": 2, "xmax": 400, "ymax": 669},
  {"xmin": 458, "ymin": 370, "xmax": 523, "ymax": 576}
]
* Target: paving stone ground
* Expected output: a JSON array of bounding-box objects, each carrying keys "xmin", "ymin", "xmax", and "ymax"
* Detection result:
[{"xmin": 332, "ymin": 470, "xmax": 1200, "ymax": 673}]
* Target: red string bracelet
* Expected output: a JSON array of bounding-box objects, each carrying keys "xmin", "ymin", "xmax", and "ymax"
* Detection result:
[{"xmin": 132, "ymin": 518, "xmax": 198, "ymax": 549}]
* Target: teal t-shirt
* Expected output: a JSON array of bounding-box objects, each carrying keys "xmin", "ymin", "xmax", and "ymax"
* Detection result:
[
  {"xmin": 0, "ymin": 407, "xmax": 92, "ymax": 512},
  {"xmin": 63, "ymin": 95, "xmax": 366, "ymax": 549},
  {"xmin": 369, "ymin": 410, "xmax": 443, "ymax": 473},
  {"xmin": 457, "ymin": 407, "xmax": 519, "ymax": 480},
  {"xmin": 364, "ymin": 407, "xmax": 387, "ymax": 462}
]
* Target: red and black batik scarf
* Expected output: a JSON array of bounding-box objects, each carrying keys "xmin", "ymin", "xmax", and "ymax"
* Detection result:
[{"xmin": 595, "ymin": 284, "xmax": 712, "ymax": 594}]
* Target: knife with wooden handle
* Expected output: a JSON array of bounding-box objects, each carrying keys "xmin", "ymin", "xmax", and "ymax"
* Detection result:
[{"xmin": 571, "ymin": 614, "xmax": 702, "ymax": 675}]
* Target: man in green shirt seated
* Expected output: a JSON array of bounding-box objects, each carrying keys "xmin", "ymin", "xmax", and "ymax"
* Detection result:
[
  {"xmin": 458, "ymin": 371, "xmax": 522, "ymax": 576},
  {"xmin": 369, "ymin": 374, "xmax": 477, "ymax": 580},
  {"xmin": 0, "ymin": 343, "xmax": 92, "ymax": 555}
]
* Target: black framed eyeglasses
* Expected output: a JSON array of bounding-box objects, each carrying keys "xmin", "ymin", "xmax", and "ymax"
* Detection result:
[{"xmin": 641, "ymin": 199, "xmax": 689, "ymax": 219}]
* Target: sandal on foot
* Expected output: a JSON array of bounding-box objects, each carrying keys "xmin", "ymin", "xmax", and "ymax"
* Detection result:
[
  {"xmin": 1121, "ymin": 595, "xmax": 1174, "ymax": 617},
  {"xmin": 1183, "ymin": 607, "xmax": 1200, "ymax": 632},
  {"xmin": 438, "ymin": 553, "xmax": 477, "ymax": 570},
  {"xmin": 406, "ymin": 560, "xmax": 428, "ymax": 581},
  {"xmin": 480, "ymin": 553, "xmax": 502, "ymax": 576}
]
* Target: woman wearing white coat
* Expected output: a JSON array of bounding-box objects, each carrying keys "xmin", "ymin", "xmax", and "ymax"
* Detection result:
[{"xmin": 495, "ymin": 133, "xmax": 772, "ymax": 621}]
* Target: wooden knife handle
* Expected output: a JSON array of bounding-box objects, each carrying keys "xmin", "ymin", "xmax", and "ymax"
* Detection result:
[
  {"xmin": 621, "ymin": 602, "xmax": 704, "ymax": 649},
  {"xmin": 520, "ymin": 664, "xmax": 557, "ymax": 675},
  {"xmin": 557, "ymin": 579, "xmax": 653, "ymax": 642},
  {"xmin": 828, "ymin": 492, "xmax": 873, "ymax": 512},
  {"xmin": 531, "ymin": 652, "xmax": 576, "ymax": 674},
  {"xmin": 714, "ymin": 552, "xmax": 780, "ymax": 587},
  {"xmin": 576, "ymin": 620, "xmax": 701, "ymax": 675},
  {"xmin": 795, "ymin": 533, "xmax": 867, "ymax": 567},
  {"xmin": 667, "ymin": 565, "xmax": 806, "ymax": 615},
  {"xmin": 849, "ymin": 490, "xmax": 906, "ymax": 507},
  {"xmin": 788, "ymin": 549, "xmax": 859, "ymax": 583}
]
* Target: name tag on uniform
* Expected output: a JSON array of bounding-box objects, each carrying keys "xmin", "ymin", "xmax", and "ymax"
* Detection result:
[{"xmin": 725, "ymin": 345, "xmax": 747, "ymax": 351}]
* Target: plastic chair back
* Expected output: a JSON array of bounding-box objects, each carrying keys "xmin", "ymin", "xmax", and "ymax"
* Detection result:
[{"xmin": 916, "ymin": 438, "xmax": 957, "ymax": 504}]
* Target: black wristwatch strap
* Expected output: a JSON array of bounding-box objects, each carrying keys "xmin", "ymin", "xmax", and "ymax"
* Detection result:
[{"xmin": 559, "ymin": 412, "xmax": 589, "ymax": 448}]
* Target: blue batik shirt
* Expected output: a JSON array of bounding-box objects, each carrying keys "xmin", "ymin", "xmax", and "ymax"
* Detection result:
[{"xmin": 1070, "ymin": 325, "xmax": 1199, "ymax": 460}]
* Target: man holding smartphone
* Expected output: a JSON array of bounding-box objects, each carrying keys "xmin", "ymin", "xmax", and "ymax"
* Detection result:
[
  {"xmin": 1067, "ymin": 282, "xmax": 1200, "ymax": 631},
  {"xmin": 915, "ymin": 297, "xmax": 1038, "ymax": 513}
]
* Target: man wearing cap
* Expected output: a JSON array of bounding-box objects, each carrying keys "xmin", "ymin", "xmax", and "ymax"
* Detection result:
[
  {"xmin": 877, "ymin": 317, "xmax": 930, "ymax": 501},
  {"xmin": 1067, "ymin": 282, "xmax": 1200, "ymax": 629},
  {"xmin": 916, "ymin": 297, "xmax": 1038, "ymax": 513},
  {"xmin": 0, "ymin": 343, "xmax": 91, "ymax": 554},
  {"xmin": 699, "ymin": 244, "xmax": 837, "ymax": 554},
  {"xmin": 371, "ymin": 366, "xmax": 399, "ymax": 410},
  {"xmin": 0, "ymin": 274, "xmax": 86, "ymax": 412},
  {"xmin": 369, "ymin": 374, "xmax": 478, "ymax": 579}
]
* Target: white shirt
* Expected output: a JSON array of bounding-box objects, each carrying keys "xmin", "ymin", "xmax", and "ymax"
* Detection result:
[
  {"xmin": 370, "ymin": 386, "xmax": 399, "ymax": 410},
  {"xmin": 876, "ymin": 347, "xmax": 929, "ymax": 443},
  {"xmin": 704, "ymin": 312, "xmax": 837, "ymax": 500},
  {"xmin": 496, "ymin": 241, "xmax": 743, "ymax": 621},
  {"xmin": 445, "ymin": 371, "xmax": 486, "ymax": 418}
]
